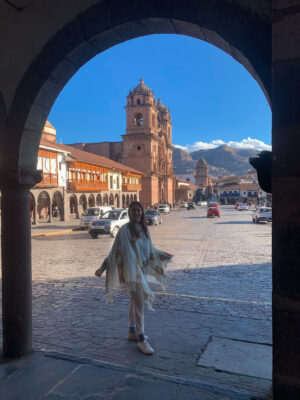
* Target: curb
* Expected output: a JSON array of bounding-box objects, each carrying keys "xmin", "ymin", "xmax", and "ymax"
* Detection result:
[{"xmin": 31, "ymin": 229, "xmax": 73, "ymax": 237}]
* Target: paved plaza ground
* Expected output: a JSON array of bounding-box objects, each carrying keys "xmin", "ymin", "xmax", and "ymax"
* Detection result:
[{"xmin": 0, "ymin": 206, "xmax": 272, "ymax": 399}]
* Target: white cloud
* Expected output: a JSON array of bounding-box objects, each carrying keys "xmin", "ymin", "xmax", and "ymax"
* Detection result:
[{"xmin": 174, "ymin": 137, "xmax": 271, "ymax": 152}]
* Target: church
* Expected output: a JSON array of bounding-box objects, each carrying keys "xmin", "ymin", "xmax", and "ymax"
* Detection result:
[{"xmin": 69, "ymin": 79, "xmax": 175, "ymax": 206}]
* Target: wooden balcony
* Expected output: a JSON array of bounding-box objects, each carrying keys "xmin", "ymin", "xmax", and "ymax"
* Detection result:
[
  {"xmin": 35, "ymin": 174, "xmax": 58, "ymax": 187},
  {"xmin": 122, "ymin": 183, "xmax": 142, "ymax": 192},
  {"xmin": 68, "ymin": 179, "xmax": 108, "ymax": 192}
]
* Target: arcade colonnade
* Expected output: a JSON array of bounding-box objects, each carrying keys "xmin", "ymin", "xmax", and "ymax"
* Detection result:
[
  {"xmin": 29, "ymin": 188, "xmax": 137, "ymax": 224},
  {"xmin": 0, "ymin": 1, "xmax": 299, "ymax": 398}
]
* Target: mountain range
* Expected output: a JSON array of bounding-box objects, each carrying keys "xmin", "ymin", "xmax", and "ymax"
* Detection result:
[{"xmin": 172, "ymin": 145, "xmax": 259, "ymax": 178}]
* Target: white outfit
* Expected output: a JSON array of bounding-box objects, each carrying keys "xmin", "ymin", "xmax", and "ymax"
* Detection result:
[{"xmin": 102, "ymin": 222, "xmax": 172, "ymax": 316}]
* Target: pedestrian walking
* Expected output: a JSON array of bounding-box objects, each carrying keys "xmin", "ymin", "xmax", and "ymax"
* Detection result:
[{"xmin": 95, "ymin": 201, "xmax": 173, "ymax": 355}]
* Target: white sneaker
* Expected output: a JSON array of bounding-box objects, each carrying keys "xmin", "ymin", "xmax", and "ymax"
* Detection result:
[
  {"xmin": 128, "ymin": 332, "xmax": 148, "ymax": 341},
  {"xmin": 138, "ymin": 339, "xmax": 154, "ymax": 355}
]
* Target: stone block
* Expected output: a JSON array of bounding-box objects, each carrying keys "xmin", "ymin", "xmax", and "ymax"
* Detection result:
[
  {"xmin": 0, "ymin": 356, "xmax": 76, "ymax": 400},
  {"xmin": 197, "ymin": 337, "xmax": 272, "ymax": 379}
]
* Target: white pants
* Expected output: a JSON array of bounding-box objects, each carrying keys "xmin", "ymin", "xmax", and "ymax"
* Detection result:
[{"xmin": 129, "ymin": 283, "xmax": 144, "ymax": 335}]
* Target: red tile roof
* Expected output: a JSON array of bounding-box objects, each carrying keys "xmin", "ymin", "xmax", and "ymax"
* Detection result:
[{"xmin": 40, "ymin": 139, "xmax": 144, "ymax": 175}]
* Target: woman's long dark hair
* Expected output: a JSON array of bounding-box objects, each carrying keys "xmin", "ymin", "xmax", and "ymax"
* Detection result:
[{"xmin": 128, "ymin": 201, "xmax": 149, "ymax": 239}]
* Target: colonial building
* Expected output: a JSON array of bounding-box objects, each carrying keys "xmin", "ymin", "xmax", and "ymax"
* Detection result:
[
  {"xmin": 28, "ymin": 121, "xmax": 143, "ymax": 224},
  {"xmin": 69, "ymin": 79, "xmax": 175, "ymax": 206}
]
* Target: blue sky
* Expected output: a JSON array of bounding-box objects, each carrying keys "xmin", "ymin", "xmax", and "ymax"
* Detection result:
[{"xmin": 49, "ymin": 34, "xmax": 271, "ymax": 152}]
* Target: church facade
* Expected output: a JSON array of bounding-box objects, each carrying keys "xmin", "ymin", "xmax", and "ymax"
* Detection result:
[{"xmin": 70, "ymin": 79, "xmax": 175, "ymax": 206}]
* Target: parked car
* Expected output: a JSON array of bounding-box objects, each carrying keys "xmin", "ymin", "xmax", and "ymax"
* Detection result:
[
  {"xmin": 180, "ymin": 202, "xmax": 188, "ymax": 208},
  {"xmin": 207, "ymin": 207, "xmax": 220, "ymax": 217},
  {"xmin": 89, "ymin": 209, "xmax": 129, "ymax": 238},
  {"xmin": 197, "ymin": 201, "xmax": 207, "ymax": 206},
  {"xmin": 237, "ymin": 203, "xmax": 248, "ymax": 211},
  {"xmin": 80, "ymin": 206, "xmax": 112, "ymax": 228},
  {"xmin": 158, "ymin": 204, "xmax": 170, "ymax": 214},
  {"xmin": 252, "ymin": 207, "xmax": 272, "ymax": 223},
  {"xmin": 144, "ymin": 209, "xmax": 162, "ymax": 225},
  {"xmin": 187, "ymin": 202, "xmax": 196, "ymax": 210}
]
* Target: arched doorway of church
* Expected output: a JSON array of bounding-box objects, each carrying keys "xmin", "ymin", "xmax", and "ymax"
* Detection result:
[
  {"xmin": 79, "ymin": 195, "xmax": 87, "ymax": 215},
  {"xmin": 37, "ymin": 191, "xmax": 50, "ymax": 222},
  {"xmin": 88, "ymin": 194, "xmax": 95, "ymax": 207},
  {"xmin": 52, "ymin": 191, "xmax": 64, "ymax": 221},
  {"xmin": 96, "ymin": 194, "xmax": 102, "ymax": 206},
  {"xmin": 69, "ymin": 195, "xmax": 78, "ymax": 219}
]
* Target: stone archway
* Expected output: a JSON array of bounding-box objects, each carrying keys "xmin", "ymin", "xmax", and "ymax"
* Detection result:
[
  {"xmin": 29, "ymin": 192, "xmax": 37, "ymax": 225},
  {"xmin": 115, "ymin": 194, "xmax": 120, "ymax": 208},
  {"xmin": 52, "ymin": 191, "xmax": 64, "ymax": 221},
  {"xmin": 88, "ymin": 194, "xmax": 95, "ymax": 207},
  {"xmin": 0, "ymin": 2, "xmax": 299, "ymax": 397},
  {"xmin": 79, "ymin": 194, "xmax": 87, "ymax": 215},
  {"xmin": 126, "ymin": 195, "xmax": 130, "ymax": 208},
  {"xmin": 96, "ymin": 194, "xmax": 102, "ymax": 206},
  {"xmin": 122, "ymin": 194, "xmax": 126, "ymax": 208},
  {"xmin": 69, "ymin": 195, "xmax": 79, "ymax": 219},
  {"xmin": 103, "ymin": 194, "xmax": 108, "ymax": 206},
  {"xmin": 37, "ymin": 191, "xmax": 50, "ymax": 222},
  {"xmin": 109, "ymin": 193, "xmax": 114, "ymax": 206}
]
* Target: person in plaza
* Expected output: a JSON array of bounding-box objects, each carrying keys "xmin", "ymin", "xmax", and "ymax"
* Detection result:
[{"xmin": 95, "ymin": 201, "xmax": 173, "ymax": 355}]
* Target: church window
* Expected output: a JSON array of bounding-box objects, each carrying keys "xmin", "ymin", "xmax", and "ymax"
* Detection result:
[{"xmin": 135, "ymin": 113, "xmax": 143, "ymax": 126}]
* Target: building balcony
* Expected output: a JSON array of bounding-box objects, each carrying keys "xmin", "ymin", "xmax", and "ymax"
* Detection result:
[
  {"xmin": 220, "ymin": 193, "xmax": 240, "ymax": 197},
  {"xmin": 67, "ymin": 179, "xmax": 108, "ymax": 192},
  {"xmin": 35, "ymin": 174, "xmax": 58, "ymax": 187},
  {"xmin": 122, "ymin": 183, "xmax": 142, "ymax": 192}
]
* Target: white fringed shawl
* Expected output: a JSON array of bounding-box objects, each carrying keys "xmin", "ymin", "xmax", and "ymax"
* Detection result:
[{"xmin": 104, "ymin": 222, "xmax": 172, "ymax": 310}]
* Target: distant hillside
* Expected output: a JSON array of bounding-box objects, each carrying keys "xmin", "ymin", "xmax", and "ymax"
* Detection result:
[{"xmin": 173, "ymin": 145, "xmax": 259, "ymax": 178}]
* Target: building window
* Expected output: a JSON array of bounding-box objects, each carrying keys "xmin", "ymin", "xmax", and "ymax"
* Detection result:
[
  {"xmin": 110, "ymin": 175, "xmax": 113, "ymax": 188},
  {"xmin": 135, "ymin": 113, "xmax": 143, "ymax": 126},
  {"xmin": 137, "ymin": 99, "xmax": 141, "ymax": 105},
  {"xmin": 59, "ymin": 162, "xmax": 62, "ymax": 171}
]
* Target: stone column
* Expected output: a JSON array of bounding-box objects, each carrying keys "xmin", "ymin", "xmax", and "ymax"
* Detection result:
[
  {"xmin": 272, "ymin": 2, "xmax": 300, "ymax": 398},
  {"xmin": 0, "ymin": 167, "xmax": 42, "ymax": 357}
]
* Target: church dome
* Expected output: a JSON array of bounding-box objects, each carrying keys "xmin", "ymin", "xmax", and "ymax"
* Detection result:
[
  {"xmin": 132, "ymin": 78, "xmax": 153, "ymax": 95},
  {"xmin": 195, "ymin": 157, "xmax": 208, "ymax": 169}
]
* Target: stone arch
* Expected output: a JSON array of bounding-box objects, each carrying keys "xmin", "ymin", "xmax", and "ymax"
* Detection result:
[
  {"xmin": 130, "ymin": 194, "xmax": 134, "ymax": 204},
  {"xmin": 122, "ymin": 194, "xmax": 126, "ymax": 208},
  {"xmin": 109, "ymin": 193, "xmax": 114, "ymax": 206},
  {"xmin": 115, "ymin": 194, "xmax": 120, "ymax": 208},
  {"xmin": 3, "ymin": 1, "xmax": 270, "ymax": 174},
  {"xmin": 79, "ymin": 194, "xmax": 87, "ymax": 215},
  {"xmin": 52, "ymin": 191, "xmax": 64, "ymax": 221},
  {"xmin": 126, "ymin": 195, "xmax": 130, "ymax": 208},
  {"xmin": 29, "ymin": 192, "xmax": 37, "ymax": 224},
  {"xmin": 96, "ymin": 194, "xmax": 102, "ymax": 206},
  {"xmin": 37, "ymin": 191, "xmax": 50, "ymax": 222},
  {"xmin": 69, "ymin": 194, "xmax": 79, "ymax": 219},
  {"xmin": 134, "ymin": 194, "xmax": 137, "ymax": 202},
  {"xmin": 103, "ymin": 194, "xmax": 108, "ymax": 206},
  {"xmin": 88, "ymin": 194, "xmax": 95, "ymax": 207}
]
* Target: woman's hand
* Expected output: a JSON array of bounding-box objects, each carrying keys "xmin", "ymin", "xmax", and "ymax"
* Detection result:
[{"xmin": 95, "ymin": 268, "xmax": 104, "ymax": 277}]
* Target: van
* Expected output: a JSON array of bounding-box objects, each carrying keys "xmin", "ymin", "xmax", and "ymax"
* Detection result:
[{"xmin": 80, "ymin": 206, "xmax": 112, "ymax": 228}]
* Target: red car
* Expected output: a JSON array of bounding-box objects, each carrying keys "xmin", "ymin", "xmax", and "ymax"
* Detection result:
[{"xmin": 207, "ymin": 207, "xmax": 220, "ymax": 217}]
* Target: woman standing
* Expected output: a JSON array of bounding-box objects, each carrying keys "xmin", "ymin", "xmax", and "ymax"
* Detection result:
[{"xmin": 95, "ymin": 201, "xmax": 173, "ymax": 355}]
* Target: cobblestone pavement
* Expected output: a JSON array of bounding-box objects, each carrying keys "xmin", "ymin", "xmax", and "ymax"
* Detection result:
[{"xmin": 0, "ymin": 206, "xmax": 272, "ymax": 398}]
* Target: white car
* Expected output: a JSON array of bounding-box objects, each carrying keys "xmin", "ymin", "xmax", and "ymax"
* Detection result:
[
  {"xmin": 180, "ymin": 202, "xmax": 188, "ymax": 208},
  {"xmin": 237, "ymin": 203, "xmax": 248, "ymax": 211},
  {"xmin": 158, "ymin": 204, "xmax": 170, "ymax": 214},
  {"xmin": 89, "ymin": 209, "xmax": 129, "ymax": 238},
  {"xmin": 80, "ymin": 206, "xmax": 112, "ymax": 228},
  {"xmin": 252, "ymin": 207, "xmax": 272, "ymax": 223}
]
